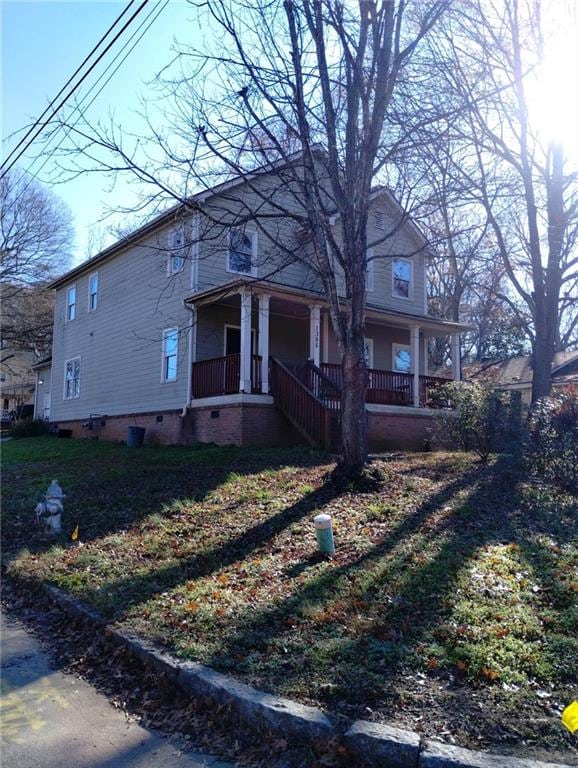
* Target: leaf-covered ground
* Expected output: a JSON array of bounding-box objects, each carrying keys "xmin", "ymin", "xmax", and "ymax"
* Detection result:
[{"xmin": 2, "ymin": 437, "xmax": 577, "ymax": 761}]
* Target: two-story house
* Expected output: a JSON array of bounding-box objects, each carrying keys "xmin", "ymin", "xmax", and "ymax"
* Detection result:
[{"xmin": 45, "ymin": 164, "xmax": 467, "ymax": 450}]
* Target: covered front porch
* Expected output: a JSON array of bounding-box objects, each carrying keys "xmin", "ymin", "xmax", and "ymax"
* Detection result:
[{"xmin": 185, "ymin": 280, "xmax": 463, "ymax": 409}]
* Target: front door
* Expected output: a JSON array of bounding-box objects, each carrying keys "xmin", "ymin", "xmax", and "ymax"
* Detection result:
[{"xmin": 224, "ymin": 325, "xmax": 256, "ymax": 356}]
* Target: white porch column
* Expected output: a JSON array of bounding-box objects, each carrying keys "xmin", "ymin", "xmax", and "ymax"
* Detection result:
[
  {"xmin": 452, "ymin": 333, "xmax": 462, "ymax": 381},
  {"xmin": 309, "ymin": 304, "xmax": 321, "ymax": 367},
  {"xmin": 239, "ymin": 289, "xmax": 252, "ymax": 392},
  {"xmin": 411, "ymin": 324, "xmax": 420, "ymax": 407},
  {"xmin": 423, "ymin": 334, "xmax": 429, "ymax": 377},
  {"xmin": 322, "ymin": 311, "xmax": 329, "ymax": 364},
  {"xmin": 258, "ymin": 293, "xmax": 270, "ymax": 393}
]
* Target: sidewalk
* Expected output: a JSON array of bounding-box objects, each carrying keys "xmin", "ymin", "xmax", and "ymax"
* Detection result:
[{"xmin": 1, "ymin": 610, "xmax": 235, "ymax": 768}]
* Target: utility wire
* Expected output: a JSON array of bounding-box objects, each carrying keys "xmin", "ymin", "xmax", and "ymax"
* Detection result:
[
  {"xmin": 18, "ymin": 0, "xmax": 169, "ymax": 192},
  {"xmin": 2, "ymin": 0, "xmax": 137, "ymax": 170},
  {"xmin": 0, "ymin": 0, "xmax": 150, "ymax": 179}
]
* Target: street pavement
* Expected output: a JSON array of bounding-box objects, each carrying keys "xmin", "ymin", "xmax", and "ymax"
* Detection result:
[{"xmin": 1, "ymin": 610, "xmax": 235, "ymax": 768}]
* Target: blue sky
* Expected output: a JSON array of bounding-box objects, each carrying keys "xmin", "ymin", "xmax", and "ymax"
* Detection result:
[{"xmin": 2, "ymin": 0, "xmax": 202, "ymax": 265}]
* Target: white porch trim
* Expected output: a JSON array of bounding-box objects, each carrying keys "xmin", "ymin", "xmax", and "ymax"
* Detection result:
[
  {"xmin": 239, "ymin": 288, "xmax": 252, "ymax": 392},
  {"xmin": 258, "ymin": 293, "xmax": 270, "ymax": 393},
  {"xmin": 188, "ymin": 393, "xmax": 274, "ymax": 409}
]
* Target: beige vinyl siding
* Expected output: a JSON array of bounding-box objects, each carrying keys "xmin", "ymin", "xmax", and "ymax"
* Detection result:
[
  {"xmin": 196, "ymin": 177, "xmax": 322, "ymax": 295},
  {"xmin": 195, "ymin": 303, "xmax": 309, "ymax": 365},
  {"xmin": 325, "ymin": 321, "xmax": 426, "ymax": 372},
  {"xmin": 365, "ymin": 200, "xmax": 427, "ymax": 316},
  {"xmin": 51, "ymin": 224, "xmax": 192, "ymax": 422}
]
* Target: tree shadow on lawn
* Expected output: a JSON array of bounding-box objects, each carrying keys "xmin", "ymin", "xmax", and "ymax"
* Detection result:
[
  {"xmin": 76, "ymin": 468, "xmax": 344, "ymax": 619},
  {"xmin": 76, "ymin": 452, "xmax": 484, "ymax": 622},
  {"xmin": 1, "ymin": 442, "xmax": 326, "ymax": 555},
  {"xmin": 197, "ymin": 455, "xmax": 576, "ymax": 749}
]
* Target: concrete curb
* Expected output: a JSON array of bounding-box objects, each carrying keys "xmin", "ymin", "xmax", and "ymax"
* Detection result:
[{"xmin": 41, "ymin": 584, "xmax": 575, "ymax": 768}]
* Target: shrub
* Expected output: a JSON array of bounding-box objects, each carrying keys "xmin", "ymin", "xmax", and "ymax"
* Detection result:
[
  {"xmin": 10, "ymin": 418, "xmax": 51, "ymax": 439},
  {"xmin": 431, "ymin": 381, "xmax": 514, "ymax": 462},
  {"xmin": 525, "ymin": 386, "xmax": 578, "ymax": 492}
]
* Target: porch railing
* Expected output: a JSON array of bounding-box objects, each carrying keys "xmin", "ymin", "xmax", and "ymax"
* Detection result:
[
  {"xmin": 270, "ymin": 358, "xmax": 339, "ymax": 450},
  {"xmin": 319, "ymin": 362, "xmax": 449, "ymax": 407},
  {"xmin": 191, "ymin": 354, "xmax": 262, "ymax": 398}
]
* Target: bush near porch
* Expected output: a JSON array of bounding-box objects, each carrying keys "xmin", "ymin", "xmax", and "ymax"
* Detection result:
[{"xmin": 2, "ymin": 438, "xmax": 577, "ymax": 759}]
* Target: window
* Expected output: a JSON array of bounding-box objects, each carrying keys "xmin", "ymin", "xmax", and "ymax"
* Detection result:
[
  {"xmin": 393, "ymin": 344, "xmax": 411, "ymax": 373},
  {"xmin": 88, "ymin": 272, "xmax": 98, "ymax": 311},
  {"xmin": 228, "ymin": 228, "xmax": 256, "ymax": 275},
  {"xmin": 66, "ymin": 285, "xmax": 76, "ymax": 321},
  {"xmin": 64, "ymin": 358, "xmax": 81, "ymax": 399},
  {"xmin": 393, "ymin": 258, "xmax": 412, "ymax": 299},
  {"xmin": 365, "ymin": 249, "xmax": 374, "ymax": 292},
  {"xmin": 374, "ymin": 210, "xmax": 385, "ymax": 230},
  {"xmin": 162, "ymin": 328, "xmax": 178, "ymax": 382},
  {"xmin": 168, "ymin": 227, "xmax": 185, "ymax": 274}
]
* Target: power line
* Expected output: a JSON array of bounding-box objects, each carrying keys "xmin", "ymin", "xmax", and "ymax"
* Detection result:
[
  {"xmin": 0, "ymin": 0, "xmax": 150, "ymax": 179},
  {"xmin": 2, "ymin": 0, "xmax": 138, "ymax": 171},
  {"xmin": 18, "ymin": 0, "xmax": 169, "ymax": 191}
]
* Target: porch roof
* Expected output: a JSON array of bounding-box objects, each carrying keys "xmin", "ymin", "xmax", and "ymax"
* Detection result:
[{"xmin": 184, "ymin": 278, "xmax": 471, "ymax": 336}]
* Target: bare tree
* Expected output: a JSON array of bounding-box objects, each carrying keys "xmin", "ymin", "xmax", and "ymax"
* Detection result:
[
  {"xmin": 53, "ymin": 0, "xmax": 448, "ymax": 472},
  {"xmin": 1, "ymin": 170, "xmax": 73, "ymax": 354},
  {"xmin": 1, "ymin": 170, "xmax": 73, "ymax": 293},
  {"xmin": 430, "ymin": 0, "xmax": 578, "ymax": 401}
]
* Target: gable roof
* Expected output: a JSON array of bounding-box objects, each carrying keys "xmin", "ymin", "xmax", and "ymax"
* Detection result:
[{"xmin": 465, "ymin": 350, "xmax": 578, "ymax": 387}]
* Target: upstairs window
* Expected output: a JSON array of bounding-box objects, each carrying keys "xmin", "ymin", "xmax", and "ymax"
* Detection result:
[
  {"xmin": 162, "ymin": 328, "xmax": 178, "ymax": 382},
  {"xmin": 365, "ymin": 249, "xmax": 374, "ymax": 292},
  {"xmin": 88, "ymin": 272, "xmax": 98, "ymax": 311},
  {"xmin": 64, "ymin": 357, "xmax": 80, "ymax": 399},
  {"xmin": 393, "ymin": 344, "xmax": 411, "ymax": 374},
  {"xmin": 66, "ymin": 285, "xmax": 76, "ymax": 321},
  {"xmin": 228, "ymin": 228, "xmax": 256, "ymax": 276},
  {"xmin": 393, "ymin": 258, "xmax": 412, "ymax": 299},
  {"xmin": 168, "ymin": 227, "xmax": 185, "ymax": 274}
]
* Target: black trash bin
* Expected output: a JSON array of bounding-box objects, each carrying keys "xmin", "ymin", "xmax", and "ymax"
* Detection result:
[{"xmin": 127, "ymin": 426, "xmax": 146, "ymax": 447}]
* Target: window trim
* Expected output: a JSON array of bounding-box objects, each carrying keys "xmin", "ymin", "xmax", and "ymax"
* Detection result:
[
  {"xmin": 63, "ymin": 356, "xmax": 81, "ymax": 400},
  {"xmin": 392, "ymin": 258, "xmax": 413, "ymax": 301},
  {"xmin": 161, "ymin": 328, "xmax": 179, "ymax": 383},
  {"xmin": 167, "ymin": 226, "xmax": 186, "ymax": 276},
  {"xmin": 227, "ymin": 227, "xmax": 258, "ymax": 277},
  {"xmin": 365, "ymin": 249, "xmax": 374, "ymax": 292},
  {"xmin": 392, "ymin": 343, "xmax": 412, "ymax": 374},
  {"xmin": 88, "ymin": 272, "xmax": 98, "ymax": 312},
  {"xmin": 66, "ymin": 284, "xmax": 77, "ymax": 322}
]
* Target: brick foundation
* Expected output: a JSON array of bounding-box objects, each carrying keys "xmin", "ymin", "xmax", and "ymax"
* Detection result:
[
  {"xmin": 186, "ymin": 403, "xmax": 302, "ymax": 447},
  {"xmin": 367, "ymin": 410, "xmax": 438, "ymax": 451},
  {"xmin": 52, "ymin": 410, "xmax": 185, "ymax": 446},
  {"xmin": 54, "ymin": 404, "xmax": 440, "ymax": 451},
  {"xmin": 53, "ymin": 403, "xmax": 302, "ymax": 448}
]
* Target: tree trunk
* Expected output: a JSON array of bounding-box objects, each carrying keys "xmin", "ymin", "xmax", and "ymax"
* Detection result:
[
  {"xmin": 340, "ymin": 337, "xmax": 369, "ymax": 472},
  {"xmin": 531, "ymin": 329, "xmax": 554, "ymax": 402}
]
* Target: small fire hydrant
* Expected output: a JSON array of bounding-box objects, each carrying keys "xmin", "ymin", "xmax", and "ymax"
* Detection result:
[{"xmin": 35, "ymin": 480, "xmax": 65, "ymax": 535}]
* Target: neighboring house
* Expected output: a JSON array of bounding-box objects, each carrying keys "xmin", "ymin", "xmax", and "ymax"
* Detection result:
[
  {"xmin": 0, "ymin": 349, "xmax": 37, "ymax": 422},
  {"xmin": 32, "ymin": 357, "xmax": 52, "ymax": 421},
  {"xmin": 465, "ymin": 351, "xmax": 578, "ymax": 408},
  {"xmin": 45, "ymin": 162, "xmax": 468, "ymax": 450}
]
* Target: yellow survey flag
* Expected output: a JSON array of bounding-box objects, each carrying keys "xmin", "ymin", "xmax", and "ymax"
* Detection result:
[
  {"xmin": 561, "ymin": 700, "xmax": 578, "ymax": 733},
  {"xmin": 71, "ymin": 525, "xmax": 79, "ymax": 541}
]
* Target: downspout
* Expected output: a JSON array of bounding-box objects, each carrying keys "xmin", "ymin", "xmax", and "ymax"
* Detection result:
[{"xmin": 181, "ymin": 302, "xmax": 197, "ymax": 416}]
